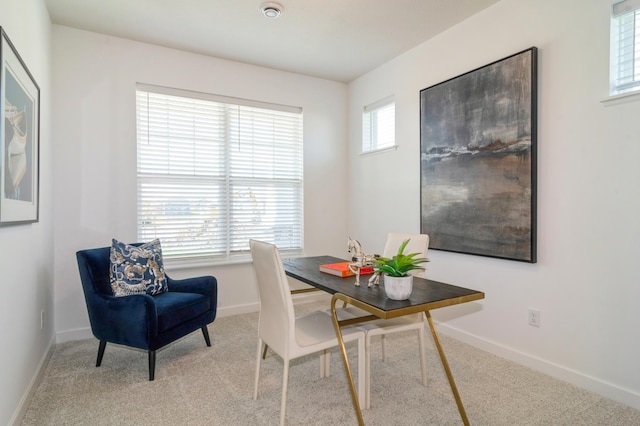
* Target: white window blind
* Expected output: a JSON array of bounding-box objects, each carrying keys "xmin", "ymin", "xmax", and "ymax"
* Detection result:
[
  {"xmin": 362, "ymin": 97, "xmax": 395, "ymax": 153},
  {"xmin": 611, "ymin": 0, "xmax": 640, "ymax": 95},
  {"xmin": 136, "ymin": 84, "xmax": 303, "ymax": 260}
]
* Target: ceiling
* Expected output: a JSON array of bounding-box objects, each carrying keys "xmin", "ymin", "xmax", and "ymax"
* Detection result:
[{"xmin": 44, "ymin": 0, "xmax": 500, "ymax": 83}]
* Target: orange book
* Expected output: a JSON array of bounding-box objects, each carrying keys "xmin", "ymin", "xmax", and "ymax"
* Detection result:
[{"xmin": 319, "ymin": 262, "xmax": 374, "ymax": 277}]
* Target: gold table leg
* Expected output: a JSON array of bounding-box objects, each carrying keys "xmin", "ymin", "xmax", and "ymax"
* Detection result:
[
  {"xmin": 328, "ymin": 296, "xmax": 469, "ymax": 426},
  {"xmin": 330, "ymin": 295, "xmax": 365, "ymax": 426},
  {"xmin": 425, "ymin": 311, "xmax": 470, "ymax": 426}
]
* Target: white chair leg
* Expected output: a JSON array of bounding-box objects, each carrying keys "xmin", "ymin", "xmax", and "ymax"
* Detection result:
[
  {"xmin": 319, "ymin": 349, "xmax": 331, "ymax": 378},
  {"xmin": 365, "ymin": 334, "xmax": 371, "ymax": 409},
  {"xmin": 254, "ymin": 339, "xmax": 263, "ymax": 400},
  {"xmin": 418, "ymin": 328, "xmax": 427, "ymax": 386},
  {"xmin": 280, "ymin": 359, "xmax": 290, "ymax": 426},
  {"xmin": 357, "ymin": 336, "xmax": 367, "ymax": 410},
  {"xmin": 325, "ymin": 349, "xmax": 331, "ymax": 377},
  {"xmin": 381, "ymin": 334, "xmax": 387, "ymax": 361}
]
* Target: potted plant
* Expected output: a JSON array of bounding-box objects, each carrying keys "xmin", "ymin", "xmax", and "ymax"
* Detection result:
[{"xmin": 374, "ymin": 239, "xmax": 429, "ymax": 300}]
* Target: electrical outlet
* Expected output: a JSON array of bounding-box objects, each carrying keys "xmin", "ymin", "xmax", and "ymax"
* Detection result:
[
  {"xmin": 40, "ymin": 310, "xmax": 45, "ymax": 330},
  {"xmin": 528, "ymin": 309, "xmax": 540, "ymax": 327}
]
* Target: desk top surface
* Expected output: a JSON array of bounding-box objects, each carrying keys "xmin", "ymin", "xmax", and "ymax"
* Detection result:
[{"xmin": 282, "ymin": 255, "xmax": 484, "ymax": 315}]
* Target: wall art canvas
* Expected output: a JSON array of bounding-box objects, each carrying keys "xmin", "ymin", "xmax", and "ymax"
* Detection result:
[
  {"xmin": 0, "ymin": 27, "xmax": 40, "ymax": 225},
  {"xmin": 420, "ymin": 47, "xmax": 537, "ymax": 262}
]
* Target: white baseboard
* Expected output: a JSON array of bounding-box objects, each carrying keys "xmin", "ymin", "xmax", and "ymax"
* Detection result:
[
  {"xmin": 435, "ymin": 321, "xmax": 640, "ymax": 411},
  {"xmin": 216, "ymin": 291, "xmax": 328, "ymax": 318},
  {"xmin": 10, "ymin": 336, "xmax": 55, "ymax": 426},
  {"xmin": 56, "ymin": 326, "xmax": 94, "ymax": 343},
  {"xmin": 216, "ymin": 301, "xmax": 259, "ymax": 318}
]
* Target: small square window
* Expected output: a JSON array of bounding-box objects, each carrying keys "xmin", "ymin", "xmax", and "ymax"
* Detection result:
[
  {"xmin": 362, "ymin": 97, "xmax": 395, "ymax": 153},
  {"xmin": 610, "ymin": 0, "xmax": 640, "ymax": 95}
]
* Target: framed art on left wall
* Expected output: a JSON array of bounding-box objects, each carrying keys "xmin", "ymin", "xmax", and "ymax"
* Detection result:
[{"xmin": 0, "ymin": 27, "xmax": 40, "ymax": 225}]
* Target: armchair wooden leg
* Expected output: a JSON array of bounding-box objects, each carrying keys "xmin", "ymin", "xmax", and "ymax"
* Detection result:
[
  {"xmin": 96, "ymin": 340, "xmax": 107, "ymax": 367},
  {"xmin": 148, "ymin": 350, "xmax": 156, "ymax": 381},
  {"xmin": 202, "ymin": 326, "xmax": 211, "ymax": 347}
]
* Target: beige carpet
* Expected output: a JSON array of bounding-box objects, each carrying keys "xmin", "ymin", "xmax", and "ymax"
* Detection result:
[{"xmin": 21, "ymin": 300, "xmax": 640, "ymax": 425}]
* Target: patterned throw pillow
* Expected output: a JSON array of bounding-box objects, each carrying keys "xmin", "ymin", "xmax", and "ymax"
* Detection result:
[{"xmin": 109, "ymin": 239, "xmax": 168, "ymax": 297}]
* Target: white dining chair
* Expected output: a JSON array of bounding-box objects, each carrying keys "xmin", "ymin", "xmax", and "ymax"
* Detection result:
[
  {"xmin": 250, "ymin": 239, "xmax": 366, "ymax": 425},
  {"xmin": 339, "ymin": 232, "xmax": 429, "ymax": 409}
]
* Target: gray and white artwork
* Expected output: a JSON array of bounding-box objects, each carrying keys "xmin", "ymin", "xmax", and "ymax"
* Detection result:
[{"xmin": 420, "ymin": 48, "xmax": 537, "ymax": 262}]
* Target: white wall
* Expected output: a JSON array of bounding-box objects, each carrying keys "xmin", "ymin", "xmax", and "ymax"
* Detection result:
[
  {"xmin": 51, "ymin": 26, "xmax": 349, "ymax": 340},
  {"xmin": 0, "ymin": 0, "xmax": 53, "ymax": 424},
  {"xmin": 348, "ymin": 0, "xmax": 640, "ymax": 409},
  {"xmin": 4, "ymin": 0, "xmax": 632, "ymax": 420}
]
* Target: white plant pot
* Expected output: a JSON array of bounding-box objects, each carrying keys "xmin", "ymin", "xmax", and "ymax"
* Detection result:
[{"xmin": 383, "ymin": 274, "xmax": 413, "ymax": 300}]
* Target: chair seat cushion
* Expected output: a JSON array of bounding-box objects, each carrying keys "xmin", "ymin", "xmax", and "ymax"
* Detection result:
[
  {"xmin": 155, "ymin": 291, "xmax": 211, "ymax": 333},
  {"xmin": 335, "ymin": 306, "xmax": 423, "ymax": 333},
  {"xmin": 295, "ymin": 310, "xmax": 363, "ymax": 347}
]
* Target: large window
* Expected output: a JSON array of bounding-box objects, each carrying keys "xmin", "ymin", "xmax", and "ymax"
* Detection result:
[
  {"xmin": 136, "ymin": 84, "xmax": 303, "ymax": 261},
  {"xmin": 362, "ymin": 96, "xmax": 395, "ymax": 153},
  {"xmin": 611, "ymin": 0, "xmax": 640, "ymax": 95}
]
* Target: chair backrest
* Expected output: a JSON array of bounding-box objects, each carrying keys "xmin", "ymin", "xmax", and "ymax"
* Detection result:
[
  {"xmin": 76, "ymin": 246, "xmax": 115, "ymax": 337},
  {"xmin": 249, "ymin": 239, "xmax": 295, "ymax": 356},
  {"xmin": 383, "ymin": 232, "xmax": 429, "ymax": 278},
  {"xmin": 77, "ymin": 243, "xmax": 145, "ymax": 297},
  {"xmin": 77, "ymin": 246, "xmax": 113, "ymax": 296}
]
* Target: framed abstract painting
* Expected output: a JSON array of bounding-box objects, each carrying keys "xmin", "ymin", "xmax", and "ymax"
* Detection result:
[
  {"xmin": 420, "ymin": 47, "xmax": 537, "ymax": 262},
  {"xmin": 0, "ymin": 27, "xmax": 40, "ymax": 225}
]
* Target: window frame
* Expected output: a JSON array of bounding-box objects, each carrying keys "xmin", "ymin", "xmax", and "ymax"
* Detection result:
[
  {"xmin": 610, "ymin": 0, "xmax": 640, "ymax": 97},
  {"xmin": 361, "ymin": 96, "xmax": 396, "ymax": 154},
  {"xmin": 135, "ymin": 83, "xmax": 304, "ymax": 263}
]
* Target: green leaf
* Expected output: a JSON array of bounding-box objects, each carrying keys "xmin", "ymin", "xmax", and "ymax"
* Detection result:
[
  {"xmin": 397, "ymin": 239, "xmax": 410, "ymax": 256},
  {"xmin": 373, "ymin": 238, "xmax": 429, "ymax": 277}
]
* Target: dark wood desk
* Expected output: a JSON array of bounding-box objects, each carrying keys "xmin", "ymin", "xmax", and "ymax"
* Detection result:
[{"xmin": 283, "ymin": 255, "xmax": 485, "ymax": 426}]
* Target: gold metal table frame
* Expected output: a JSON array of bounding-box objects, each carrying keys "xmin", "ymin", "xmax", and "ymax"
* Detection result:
[{"xmin": 283, "ymin": 256, "xmax": 485, "ymax": 426}]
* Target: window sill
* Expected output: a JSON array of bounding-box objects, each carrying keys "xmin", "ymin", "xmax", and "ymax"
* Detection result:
[
  {"xmin": 601, "ymin": 91, "xmax": 640, "ymax": 106},
  {"xmin": 163, "ymin": 249, "xmax": 304, "ymax": 270},
  {"xmin": 165, "ymin": 255, "xmax": 252, "ymax": 271},
  {"xmin": 360, "ymin": 145, "xmax": 398, "ymax": 156}
]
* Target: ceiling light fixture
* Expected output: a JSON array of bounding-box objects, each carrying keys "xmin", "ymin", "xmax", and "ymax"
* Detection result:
[{"xmin": 260, "ymin": 2, "xmax": 284, "ymax": 19}]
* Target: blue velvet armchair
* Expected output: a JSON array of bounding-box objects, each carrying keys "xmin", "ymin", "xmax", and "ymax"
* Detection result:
[{"xmin": 76, "ymin": 245, "xmax": 218, "ymax": 380}]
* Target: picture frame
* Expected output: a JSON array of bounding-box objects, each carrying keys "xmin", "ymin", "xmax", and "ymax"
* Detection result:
[
  {"xmin": 420, "ymin": 47, "xmax": 537, "ymax": 262},
  {"xmin": 0, "ymin": 27, "xmax": 40, "ymax": 225}
]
